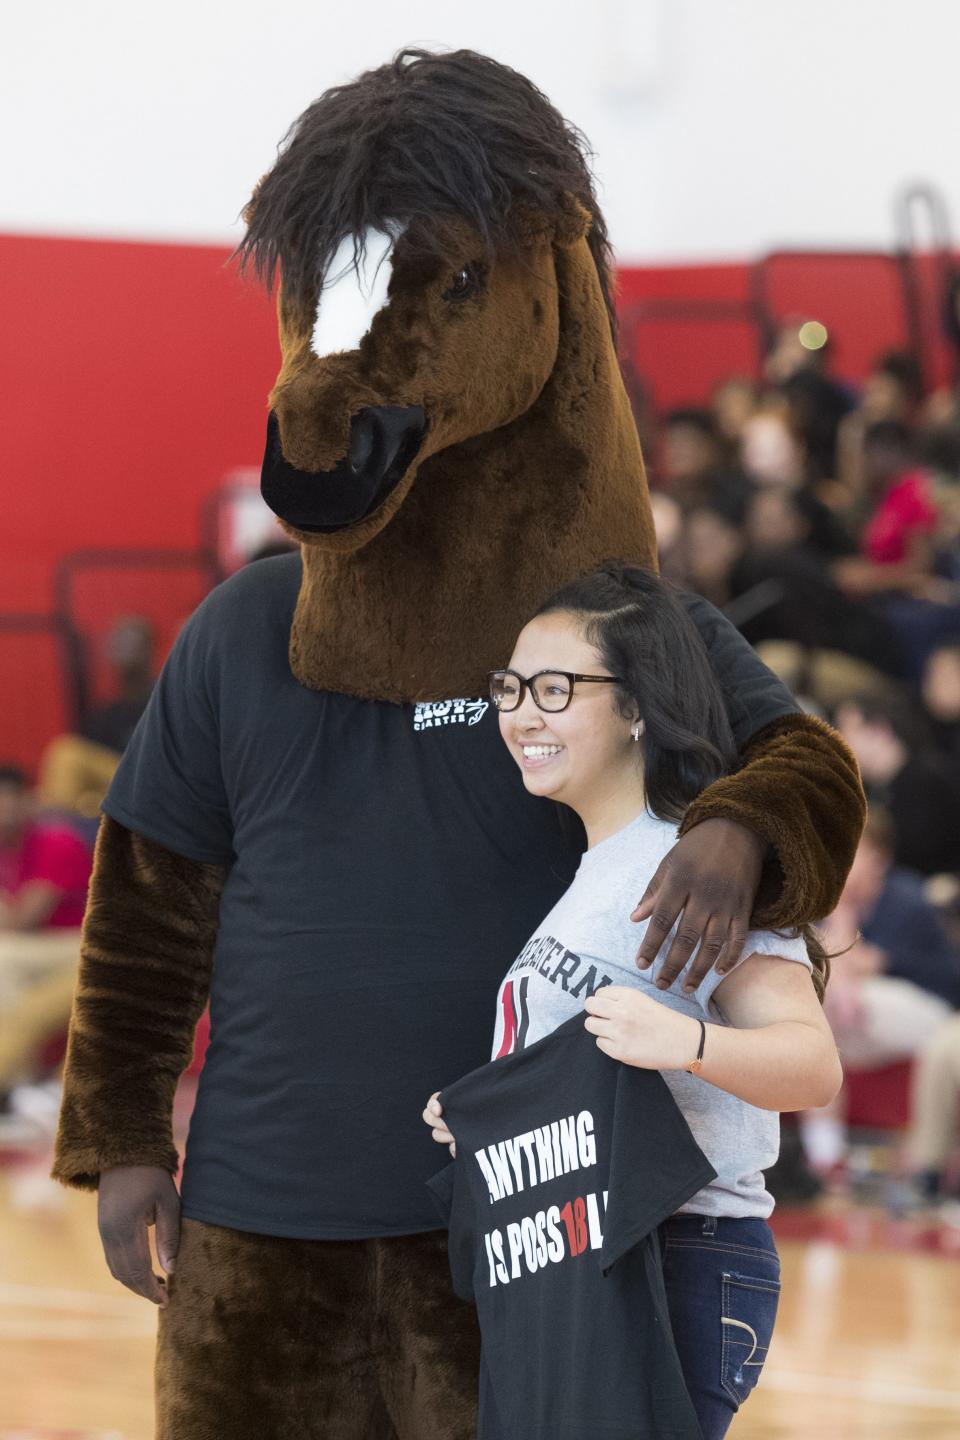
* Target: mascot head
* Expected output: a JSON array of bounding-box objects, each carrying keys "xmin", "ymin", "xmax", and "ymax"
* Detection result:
[{"xmin": 238, "ymin": 49, "xmax": 656, "ymax": 700}]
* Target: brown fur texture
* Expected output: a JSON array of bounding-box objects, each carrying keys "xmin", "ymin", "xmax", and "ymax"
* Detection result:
[
  {"xmin": 155, "ymin": 1220, "xmax": 480, "ymax": 1440},
  {"xmin": 277, "ymin": 213, "xmax": 655, "ymax": 702},
  {"xmin": 681, "ymin": 711, "xmax": 866, "ymax": 929},
  {"xmin": 51, "ymin": 818, "xmax": 224, "ymax": 1189}
]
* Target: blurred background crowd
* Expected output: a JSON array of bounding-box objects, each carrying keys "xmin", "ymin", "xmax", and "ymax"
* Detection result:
[
  {"xmin": 635, "ymin": 316, "xmax": 960, "ymax": 1212},
  {"xmin": 4, "ymin": 305, "xmax": 960, "ymax": 1224}
]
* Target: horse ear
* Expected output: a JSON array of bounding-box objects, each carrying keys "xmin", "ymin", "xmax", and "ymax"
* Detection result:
[
  {"xmin": 552, "ymin": 194, "xmax": 593, "ymax": 248},
  {"xmin": 242, "ymin": 174, "xmax": 268, "ymax": 227},
  {"xmin": 511, "ymin": 194, "xmax": 592, "ymax": 250}
]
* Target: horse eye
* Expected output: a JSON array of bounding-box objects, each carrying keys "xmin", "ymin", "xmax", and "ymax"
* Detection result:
[{"xmin": 442, "ymin": 265, "xmax": 479, "ymax": 303}]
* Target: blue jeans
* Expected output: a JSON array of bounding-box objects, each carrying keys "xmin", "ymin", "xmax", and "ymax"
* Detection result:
[{"xmin": 658, "ymin": 1214, "xmax": 781, "ymax": 1440}]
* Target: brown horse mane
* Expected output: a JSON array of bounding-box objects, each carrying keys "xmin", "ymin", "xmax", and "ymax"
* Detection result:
[{"xmin": 235, "ymin": 47, "xmax": 618, "ymax": 338}]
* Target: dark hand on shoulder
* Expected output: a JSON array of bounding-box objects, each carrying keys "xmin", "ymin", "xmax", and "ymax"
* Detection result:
[{"xmin": 631, "ymin": 819, "xmax": 767, "ymax": 992}]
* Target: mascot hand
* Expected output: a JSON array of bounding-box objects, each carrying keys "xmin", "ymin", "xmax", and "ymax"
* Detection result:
[
  {"xmin": 631, "ymin": 818, "xmax": 766, "ymax": 991},
  {"xmin": 98, "ymin": 1164, "xmax": 181, "ymax": 1307},
  {"xmin": 423, "ymin": 1092, "xmax": 456, "ymax": 1157}
]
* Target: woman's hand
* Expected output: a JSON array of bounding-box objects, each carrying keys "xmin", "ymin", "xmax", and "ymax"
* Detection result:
[
  {"xmin": 583, "ymin": 986, "xmax": 701, "ymax": 1070},
  {"xmin": 422, "ymin": 1092, "xmax": 456, "ymax": 1156}
]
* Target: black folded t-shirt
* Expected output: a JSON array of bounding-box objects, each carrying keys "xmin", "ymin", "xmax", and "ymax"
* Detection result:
[{"xmin": 428, "ymin": 1015, "xmax": 716, "ymax": 1439}]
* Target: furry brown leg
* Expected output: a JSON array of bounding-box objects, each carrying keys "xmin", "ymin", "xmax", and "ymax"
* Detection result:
[
  {"xmin": 374, "ymin": 1230, "xmax": 481, "ymax": 1440},
  {"xmin": 680, "ymin": 712, "xmax": 865, "ymax": 928},
  {"xmin": 156, "ymin": 1222, "xmax": 478, "ymax": 1440},
  {"xmin": 52, "ymin": 818, "xmax": 225, "ymax": 1188}
]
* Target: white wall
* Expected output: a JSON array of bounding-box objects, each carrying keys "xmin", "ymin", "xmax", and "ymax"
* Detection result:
[{"xmin": 3, "ymin": 0, "xmax": 957, "ymax": 262}]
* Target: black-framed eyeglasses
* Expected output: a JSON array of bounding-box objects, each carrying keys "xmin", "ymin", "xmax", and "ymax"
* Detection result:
[{"xmin": 489, "ymin": 668, "xmax": 622, "ymax": 714}]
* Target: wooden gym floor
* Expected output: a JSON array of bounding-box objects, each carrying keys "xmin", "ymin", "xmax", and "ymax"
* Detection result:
[{"xmin": 1, "ymin": 1152, "xmax": 959, "ymax": 1439}]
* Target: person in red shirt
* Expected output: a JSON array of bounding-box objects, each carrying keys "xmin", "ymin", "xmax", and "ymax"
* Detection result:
[
  {"xmin": 0, "ymin": 766, "xmax": 91, "ymax": 932},
  {"xmin": 834, "ymin": 422, "xmax": 939, "ymax": 596},
  {"xmin": 832, "ymin": 423, "xmax": 960, "ymax": 680},
  {"xmin": 0, "ymin": 766, "xmax": 92, "ymax": 1119},
  {"xmin": 862, "ymin": 474, "xmax": 938, "ymax": 569}
]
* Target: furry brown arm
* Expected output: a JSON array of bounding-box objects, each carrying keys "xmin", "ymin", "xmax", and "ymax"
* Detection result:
[
  {"xmin": 678, "ymin": 712, "xmax": 866, "ymax": 929},
  {"xmin": 51, "ymin": 817, "xmax": 225, "ymax": 1191}
]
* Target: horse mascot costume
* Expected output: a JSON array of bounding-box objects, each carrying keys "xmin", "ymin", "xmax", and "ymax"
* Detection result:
[{"xmin": 53, "ymin": 50, "xmax": 863, "ymax": 1439}]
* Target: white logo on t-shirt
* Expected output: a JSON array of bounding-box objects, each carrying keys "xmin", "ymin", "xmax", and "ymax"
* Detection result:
[{"xmin": 413, "ymin": 698, "xmax": 489, "ymax": 732}]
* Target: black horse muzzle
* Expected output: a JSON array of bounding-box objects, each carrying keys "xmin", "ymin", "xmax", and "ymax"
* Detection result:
[{"xmin": 261, "ymin": 405, "xmax": 427, "ymax": 532}]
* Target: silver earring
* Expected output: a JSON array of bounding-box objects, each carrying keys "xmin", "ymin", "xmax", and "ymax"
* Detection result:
[{"xmin": 631, "ymin": 723, "xmax": 643, "ymax": 743}]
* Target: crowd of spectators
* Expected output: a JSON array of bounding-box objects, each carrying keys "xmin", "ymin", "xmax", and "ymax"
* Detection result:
[
  {"xmin": 2, "ymin": 320, "xmax": 960, "ymax": 1217},
  {"xmin": 0, "ymin": 617, "xmax": 156, "ymax": 1145},
  {"xmin": 640, "ymin": 318, "xmax": 960, "ymax": 1213},
  {"xmin": 0, "ymin": 764, "xmax": 93, "ymax": 1146}
]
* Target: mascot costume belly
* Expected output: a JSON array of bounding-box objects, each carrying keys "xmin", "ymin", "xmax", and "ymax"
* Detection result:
[{"xmin": 52, "ymin": 49, "xmax": 864, "ymax": 1440}]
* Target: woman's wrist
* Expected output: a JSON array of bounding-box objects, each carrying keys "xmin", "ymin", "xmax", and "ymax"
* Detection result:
[
  {"xmin": 666, "ymin": 1013, "xmax": 709, "ymax": 1071},
  {"xmin": 686, "ymin": 1018, "xmax": 707, "ymax": 1074}
]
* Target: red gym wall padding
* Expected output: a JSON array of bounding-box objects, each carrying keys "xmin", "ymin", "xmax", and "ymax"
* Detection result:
[{"xmin": 0, "ymin": 232, "xmax": 951, "ymax": 771}]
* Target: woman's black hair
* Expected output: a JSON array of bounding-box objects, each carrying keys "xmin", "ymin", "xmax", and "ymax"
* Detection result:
[
  {"xmin": 535, "ymin": 562, "xmax": 833, "ymax": 1002},
  {"xmin": 535, "ymin": 562, "xmax": 738, "ymax": 823}
]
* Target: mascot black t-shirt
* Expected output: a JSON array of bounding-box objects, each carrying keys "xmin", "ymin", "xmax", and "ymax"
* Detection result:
[
  {"xmin": 104, "ymin": 554, "xmax": 585, "ymax": 1238},
  {"xmin": 104, "ymin": 552, "xmax": 795, "ymax": 1239},
  {"xmin": 427, "ymin": 1016, "xmax": 714, "ymax": 1439}
]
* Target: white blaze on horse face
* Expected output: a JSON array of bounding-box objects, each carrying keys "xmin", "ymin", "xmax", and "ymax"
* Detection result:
[{"xmin": 310, "ymin": 227, "xmax": 400, "ymax": 358}]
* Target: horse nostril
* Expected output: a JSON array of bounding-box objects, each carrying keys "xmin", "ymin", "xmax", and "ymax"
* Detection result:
[
  {"xmin": 261, "ymin": 404, "xmax": 426, "ymax": 532},
  {"xmin": 347, "ymin": 406, "xmax": 426, "ymax": 484},
  {"xmin": 348, "ymin": 412, "xmax": 377, "ymax": 475}
]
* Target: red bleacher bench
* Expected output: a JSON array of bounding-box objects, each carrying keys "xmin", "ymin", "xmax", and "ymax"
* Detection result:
[{"xmin": 844, "ymin": 1061, "xmax": 913, "ymax": 1130}]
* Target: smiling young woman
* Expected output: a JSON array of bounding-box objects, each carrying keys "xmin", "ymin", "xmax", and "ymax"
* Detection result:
[{"xmin": 426, "ymin": 561, "xmax": 842, "ymax": 1440}]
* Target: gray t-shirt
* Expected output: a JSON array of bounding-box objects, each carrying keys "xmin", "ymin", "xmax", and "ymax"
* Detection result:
[{"xmin": 491, "ymin": 810, "xmax": 812, "ymax": 1218}]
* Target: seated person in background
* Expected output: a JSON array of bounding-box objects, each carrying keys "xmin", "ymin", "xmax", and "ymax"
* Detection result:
[
  {"xmin": 923, "ymin": 643, "xmax": 960, "ymax": 774},
  {"xmin": 918, "ymin": 419, "xmax": 960, "ymax": 496},
  {"xmin": 907, "ymin": 1010, "xmax": 960, "ymax": 1207},
  {"xmin": 648, "ymin": 490, "xmax": 686, "ymax": 584},
  {"xmin": 711, "ymin": 375, "xmax": 759, "ymax": 461},
  {"xmin": 722, "ymin": 487, "xmax": 901, "ymax": 678},
  {"xmin": 681, "ymin": 480, "xmax": 750, "ymax": 607},
  {"xmin": 657, "ymin": 407, "xmax": 725, "ymax": 511},
  {"xmin": 833, "ymin": 421, "xmax": 940, "ymax": 599},
  {"xmin": 861, "ymin": 350, "xmax": 925, "ymax": 427},
  {"xmin": 833, "ymin": 422, "xmax": 960, "ymax": 679},
  {"xmin": 680, "ymin": 474, "xmax": 873, "ymax": 676},
  {"xmin": 746, "ymin": 484, "xmax": 853, "ymax": 564},
  {"xmin": 835, "ymin": 695, "xmax": 960, "ymax": 877},
  {"xmin": 0, "ymin": 766, "xmax": 90, "ymax": 932},
  {"xmin": 923, "ymin": 276, "xmax": 960, "ymax": 429},
  {"xmin": 926, "ymin": 448, "xmax": 960, "ymax": 593},
  {"xmin": 0, "ymin": 766, "xmax": 91, "ymax": 1127},
  {"xmin": 80, "ymin": 616, "xmax": 156, "ymax": 754},
  {"xmin": 830, "ymin": 809, "xmax": 960, "ymax": 1012},
  {"xmin": 763, "ymin": 317, "xmax": 855, "ymax": 485},
  {"xmin": 739, "ymin": 394, "xmax": 807, "ymax": 488},
  {"xmin": 835, "ymin": 350, "xmax": 925, "ymax": 507},
  {"xmin": 780, "ymin": 368, "xmax": 854, "ymax": 486},
  {"xmin": 800, "ymin": 810, "xmax": 960, "ymax": 1174},
  {"xmin": 38, "ymin": 616, "xmax": 157, "ymax": 818}
]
